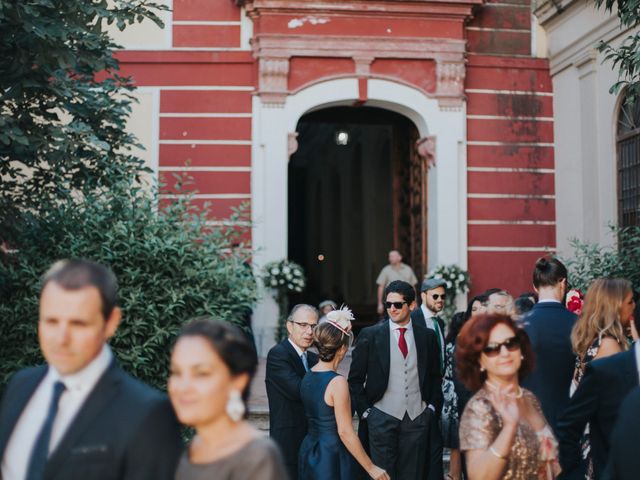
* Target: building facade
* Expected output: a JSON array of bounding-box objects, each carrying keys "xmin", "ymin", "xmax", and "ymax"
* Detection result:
[
  {"xmin": 535, "ymin": 0, "xmax": 640, "ymax": 255},
  {"xmin": 115, "ymin": 0, "xmax": 555, "ymax": 353}
]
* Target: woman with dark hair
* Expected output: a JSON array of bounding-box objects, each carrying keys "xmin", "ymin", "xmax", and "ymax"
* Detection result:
[
  {"xmin": 169, "ymin": 318, "xmax": 288, "ymax": 480},
  {"xmin": 298, "ymin": 307, "xmax": 389, "ymax": 480},
  {"xmin": 465, "ymin": 294, "xmax": 489, "ymax": 320},
  {"xmin": 456, "ymin": 314, "xmax": 560, "ymax": 480}
]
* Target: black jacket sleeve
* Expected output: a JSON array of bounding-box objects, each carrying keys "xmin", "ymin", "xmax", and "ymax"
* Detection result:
[
  {"xmin": 556, "ymin": 362, "xmax": 600, "ymax": 476},
  {"xmin": 348, "ymin": 330, "xmax": 372, "ymax": 417},
  {"xmin": 266, "ymin": 345, "xmax": 303, "ymax": 401}
]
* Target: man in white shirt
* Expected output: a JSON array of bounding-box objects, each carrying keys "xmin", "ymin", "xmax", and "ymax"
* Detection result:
[{"xmin": 0, "ymin": 259, "xmax": 182, "ymax": 480}]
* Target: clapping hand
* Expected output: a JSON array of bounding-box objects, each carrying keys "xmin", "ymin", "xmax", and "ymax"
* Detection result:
[
  {"xmin": 368, "ymin": 465, "xmax": 390, "ymax": 480},
  {"xmin": 489, "ymin": 384, "xmax": 520, "ymax": 426}
]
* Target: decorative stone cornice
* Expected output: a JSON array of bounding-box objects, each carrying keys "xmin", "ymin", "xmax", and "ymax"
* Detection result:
[{"xmin": 252, "ymin": 34, "xmax": 467, "ymax": 108}]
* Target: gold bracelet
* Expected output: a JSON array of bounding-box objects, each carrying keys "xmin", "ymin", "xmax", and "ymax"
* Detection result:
[{"xmin": 489, "ymin": 446, "xmax": 507, "ymax": 460}]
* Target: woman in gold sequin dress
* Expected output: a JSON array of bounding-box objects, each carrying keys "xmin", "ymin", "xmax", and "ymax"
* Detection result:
[{"xmin": 456, "ymin": 314, "xmax": 561, "ymax": 480}]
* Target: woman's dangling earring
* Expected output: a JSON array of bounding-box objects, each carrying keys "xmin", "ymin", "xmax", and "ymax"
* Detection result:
[
  {"xmin": 226, "ymin": 390, "xmax": 245, "ymax": 422},
  {"xmin": 521, "ymin": 355, "xmax": 525, "ymax": 360},
  {"xmin": 480, "ymin": 366, "xmax": 485, "ymax": 372}
]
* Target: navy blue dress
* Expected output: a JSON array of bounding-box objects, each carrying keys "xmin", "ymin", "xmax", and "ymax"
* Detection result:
[{"xmin": 298, "ymin": 371, "xmax": 357, "ymax": 479}]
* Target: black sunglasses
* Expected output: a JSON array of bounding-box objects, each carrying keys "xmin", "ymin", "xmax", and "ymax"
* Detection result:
[
  {"xmin": 385, "ymin": 301, "xmax": 408, "ymax": 309},
  {"xmin": 482, "ymin": 336, "xmax": 521, "ymax": 357},
  {"xmin": 431, "ymin": 293, "xmax": 446, "ymax": 300}
]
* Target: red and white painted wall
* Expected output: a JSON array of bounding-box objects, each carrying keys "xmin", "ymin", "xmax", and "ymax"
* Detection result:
[{"xmin": 114, "ymin": 0, "xmax": 555, "ymax": 353}]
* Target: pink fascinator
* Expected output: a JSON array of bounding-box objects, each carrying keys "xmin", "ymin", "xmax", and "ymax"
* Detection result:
[{"xmin": 326, "ymin": 306, "xmax": 354, "ymax": 336}]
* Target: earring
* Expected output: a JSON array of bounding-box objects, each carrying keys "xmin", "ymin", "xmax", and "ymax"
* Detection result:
[
  {"xmin": 480, "ymin": 366, "xmax": 485, "ymax": 372},
  {"xmin": 226, "ymin": 390, "xmax": 245, "ymax": 422},
  {"xmin": 520, "ymin": 355, "xmax": 524, "ymax": 360}
]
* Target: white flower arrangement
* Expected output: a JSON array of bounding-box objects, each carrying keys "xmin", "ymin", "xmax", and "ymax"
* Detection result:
[
  {"xmin": 262, "ymin": 259, "xmax": 306, "ymax": 293},
  {"xmin": 426, "ymin": 264, "xmax": 471, "ymax": 296}
]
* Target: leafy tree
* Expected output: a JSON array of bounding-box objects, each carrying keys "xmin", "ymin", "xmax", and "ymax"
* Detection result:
[
  {"xmin": 0, "ymin": 2, "xmax": 257, "ymax": 389},
  {"xmin": 562, "ymin": 226, "xmax": 640, "ymax": 293},
  {"xmin": 595, "ymin": 0, "xmax": 640, "ymax": 100}
]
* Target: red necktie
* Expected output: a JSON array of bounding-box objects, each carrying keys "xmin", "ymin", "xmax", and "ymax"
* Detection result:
[{"xmin": 398, "ymin": 327, "xmax": 408, "ymax": 358}]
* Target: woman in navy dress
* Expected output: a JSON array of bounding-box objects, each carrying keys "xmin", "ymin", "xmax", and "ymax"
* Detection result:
[{"xmin": 298, "ymin": 307, "xmax": 389, "ymax": 480}]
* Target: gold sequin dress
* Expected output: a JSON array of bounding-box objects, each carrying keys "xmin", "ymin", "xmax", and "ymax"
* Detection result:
[{"xmin": 459, "ymin": 388, "xmax": 560, "ymax": 479}]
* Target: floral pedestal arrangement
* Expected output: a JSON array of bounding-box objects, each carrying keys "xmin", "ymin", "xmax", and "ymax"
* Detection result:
[{"xmin": 262, "ymin": 259, "xmax": 306, "ymax": 341}]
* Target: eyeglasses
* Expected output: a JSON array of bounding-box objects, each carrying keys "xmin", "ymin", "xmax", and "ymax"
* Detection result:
[
  {"xmin": 482, "ymin": 336, "xmax": 521, "ymax": 357},
  {"xmin": 431, "ymin": 293, "xmax": 446, "ymax": 300},
  {"xmin": 291, "ymin": 321, "xmax": 318, "ymax": 331},
  {"xmin": 385, "ymin": 301, "xmax": 408, "ymax": 310}
]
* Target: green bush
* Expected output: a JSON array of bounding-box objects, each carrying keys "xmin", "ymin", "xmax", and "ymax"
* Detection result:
[
  {"xmin": 562, "ymin": 225, "xmax": 640, "ymax": 293},
  {"xmin": 0, "ymin": 187, "xmax": 256, "ymax": 390}
]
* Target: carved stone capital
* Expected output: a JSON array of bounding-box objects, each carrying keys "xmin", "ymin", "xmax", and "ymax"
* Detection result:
[
  {"xmin": 258, "ymin": 56, "xmax": 290, "ymax": 106},
  {"xmin": 435, "ymin": 60, "xmax": 466, "ymax": 110},
  {"xmin": 416, "ymin": 136, "xmax": 436, "ymax": 168}
]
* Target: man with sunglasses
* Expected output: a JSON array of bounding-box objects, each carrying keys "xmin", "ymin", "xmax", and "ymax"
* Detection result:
[
  {"xmin": 410, "ymin": 278, "xmax": 448, "ymax": 480},
  {"xmin": 265, "ymin": 304, "xmax": 319, "ymax": 480},
  {"xmin": 349, "ymin": 280, "xmax": 442, "ymax": 480}
]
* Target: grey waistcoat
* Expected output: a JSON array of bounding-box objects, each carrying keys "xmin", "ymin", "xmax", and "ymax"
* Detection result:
[{"xmin": 374, "ymin": 329, "xmax": 426, "ymax": 420}]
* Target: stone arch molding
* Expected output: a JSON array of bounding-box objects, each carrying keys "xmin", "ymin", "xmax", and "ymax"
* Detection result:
[{"xmin": 250, "ymin": 77, "xmax": 467, "ymax": 354}]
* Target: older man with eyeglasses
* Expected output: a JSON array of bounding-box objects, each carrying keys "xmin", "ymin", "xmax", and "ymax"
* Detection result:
[{"xmin": 265, "ymin": 304, "xmax": 319, "ymax": 480}]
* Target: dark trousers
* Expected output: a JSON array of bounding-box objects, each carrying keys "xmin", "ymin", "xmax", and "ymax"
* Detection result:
[
  {"xmin": 368, "ymin": 407, "xmax": 429, "ymax": 480},
  {"xmin": 425, "ymin": 410, "xmax": 444, "ymax": 480}
]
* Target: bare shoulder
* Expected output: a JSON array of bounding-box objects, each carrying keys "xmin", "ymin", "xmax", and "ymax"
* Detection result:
[{"xmin": 595, "ymin": 336, "xmax": 623, "ymax": 359}]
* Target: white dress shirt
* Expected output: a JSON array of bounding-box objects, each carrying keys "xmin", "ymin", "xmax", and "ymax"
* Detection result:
[
  {"xmin": 389, "ymin": 319, "xmax": 414, "ymax": 354},
  {"xmin": 1, "ymin": 345, "xmax": 113, "ymax": 480}
]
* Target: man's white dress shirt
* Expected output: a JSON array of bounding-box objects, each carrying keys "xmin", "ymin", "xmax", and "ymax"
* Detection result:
[{"xmin": 1, "ymin": 345, "xmax": 112, "ymax": 480}]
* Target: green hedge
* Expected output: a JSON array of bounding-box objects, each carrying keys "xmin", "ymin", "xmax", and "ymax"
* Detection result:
[
  {"xmin": 0, "ymin": 189, "xmax": 256, "ymax": 390},
  {"xmin": 563, "ymin": 225, "xmax": 640, "ymax": 293}
]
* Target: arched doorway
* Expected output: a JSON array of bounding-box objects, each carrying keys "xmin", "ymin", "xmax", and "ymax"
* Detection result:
[{"xmin": 288, "ymin": 106, "xmax": 426, "ymax": 325}]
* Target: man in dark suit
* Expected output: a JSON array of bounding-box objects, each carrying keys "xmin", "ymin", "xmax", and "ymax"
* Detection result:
[
  {"xmin": 349, "ymin": 280, "xmax": 442, "ymax": 480},
  {"xmin": 0, "ymin": 259, "xmax": 182, "ymax": 480},
  {"xmin": 410, "ymin": 277, "xmax": 447, "ymax": 480},
  {"xmin": 603, "ymin": 384, "xmax": 640, "ymax": 480},
  {"xmin": 265, "ymin": 304, "xmax": 319, "ymax": 480},
  {"xmin": 521, "ymin": 256, "xmax": 576, "ymax": 436},
  {"xmin": 556, "ymin": 341, "xmax": 640, "ymax": 479}
]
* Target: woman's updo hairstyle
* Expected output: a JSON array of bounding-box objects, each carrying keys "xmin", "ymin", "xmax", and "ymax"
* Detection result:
[{"xmin": 313, "ymin": 322, "xmax": 350, "ymax": 362}]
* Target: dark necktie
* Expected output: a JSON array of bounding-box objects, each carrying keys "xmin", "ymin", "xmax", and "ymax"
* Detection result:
[
  {"xmin": 398, "ymin": 327, "xmax": 408, "ymax": 358},
  {"xmin": 432, "ymin": 317, "xmax": 445, "ymax": 372},
  {"xmin": 26, "ymin": 381, "xmax": 66, "ymax": 480}
]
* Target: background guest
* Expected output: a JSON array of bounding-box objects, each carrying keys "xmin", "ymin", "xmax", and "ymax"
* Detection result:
[
  {"xmin": 521, "ymin": 256, "xmax": 576, "ymax": 437},
  {"xmin": 319, "ymin": 299, "xmax": 338, "ymax": 323},
  {"xmin": 466, "ymin": 294, "xmax": 489, "ymax": 319},
  {"xmin": 441, "ymin": 311, "xmax": 468, "ymax": 480},
  {"xmin": 603, "ymin": 386, "xmax": 640, "ymax": 480},
  {"xmin": 265, "ymin": 304, "xmax": 319, "ymax": 480},
  {"xmin": 375, "ymin": 250, "xmax": 418, "ymax": 316},
  {"xmin": 557, "ymin": 300, "xmax": 640, "ymax": 480},
  {"xmin": 485, "ymin": 290, "xmax": 515, "ymax": 316},
  {"xmin": 457, "ymin": 314, "xmax": 560, "ymax": 480},
  {"xmin": 298, "ymin": 308, "xmax": 388, "ymax": 480},
  {"xmin": 170, "ymin": 318, "xmax": 287, "ymax": 480}
]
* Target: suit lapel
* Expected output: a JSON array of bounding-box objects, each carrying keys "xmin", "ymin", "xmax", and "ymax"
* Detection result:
[
  {"xmin": 44, "ymin": 361, "xmax": 122, "ymax": 478},
  {"xmin": 413, "ymin": 324, "xmax": 427, "ymax": 387},
  {"xmin": 282, "ymin": 339, "xmax": 306, "ymax": 377},
  {"xmin": 374, "ymin": 322, "xmax": 391, "ymax": 383},
  {"xmin": 0, "ymin": 367, "xmax": 48, "ymax": 456}
]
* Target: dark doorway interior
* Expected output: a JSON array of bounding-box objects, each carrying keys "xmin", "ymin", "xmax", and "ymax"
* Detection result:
[{"xmin": 288, "ymin": 106, "xmax": 424, "ymax": 326}]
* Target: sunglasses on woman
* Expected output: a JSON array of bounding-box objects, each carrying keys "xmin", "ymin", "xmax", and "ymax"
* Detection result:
[{"xmin": 482, "ymin": 336, "xmax": 521, "ymax": 357}]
